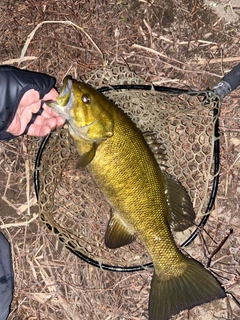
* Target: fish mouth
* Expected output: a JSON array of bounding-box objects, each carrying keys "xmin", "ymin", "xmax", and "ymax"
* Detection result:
[
  {"xmin": 46, "ymin": 76, "xmax": 99, "ymax": 141},
  {"xmin": 46, "ymin": 76, "xmax": 73, "ymax": 120}
]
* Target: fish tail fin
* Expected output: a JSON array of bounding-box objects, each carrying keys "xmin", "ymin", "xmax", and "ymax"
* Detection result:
[{"xmin": 149, "ymin": 258, "xmax": 226, "ymax": 320}]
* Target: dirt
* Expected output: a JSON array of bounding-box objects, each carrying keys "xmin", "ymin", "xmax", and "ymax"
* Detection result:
[
  {"xmin": 204, "ymin": 0, "xmax": 239, "ymax": 23},
  {"xmin": 0, "ymin": 0, "xmax": 239, "ymax": 320}
]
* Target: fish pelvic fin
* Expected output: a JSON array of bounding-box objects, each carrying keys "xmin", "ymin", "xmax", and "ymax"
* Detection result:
[
  {"xmin": 162, "ymin": 171, "xmax": 196, "ymax": 231},
  {"xmin": 149, "ymin": 258, "xmax": 226, "ymax": 320},
  {"xmin": 105, "ymin": 211, "xmax": 136, "ymax": 249}
]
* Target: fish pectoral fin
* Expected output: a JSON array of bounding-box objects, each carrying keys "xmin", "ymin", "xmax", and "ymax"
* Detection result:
[
  {"xmin": 76, "ymin": 143, "xmax": 98, "ymax": 167},
  {"xmin": 105, "ymin": 211, "xmax": 136, "ymax": 249},
  {"xmin": 162, "ymin": 171, "xmax": 196, "ymax": 231}
]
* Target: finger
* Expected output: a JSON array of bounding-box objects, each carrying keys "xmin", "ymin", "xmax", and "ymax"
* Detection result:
[
  {"xmin": 24, "ymin": 110, "xmax": 65, "ymax": 136},
  {"xmin": 56, "ymin": 116, "xmax": 66, "ymax": 126},
  {"xmin": 41, "ymin": 104, "xmax": 66, "ymax": 126},
  {"xmin": 31, "ymin": 115, "xmax": 58, "ymax": 128},
  {"xmin": 42, "ymin": 88, "xmax": 59, "ymax": 101},
  {"xmin": 29, "ymin": 113, "xmax": 65, "ymax": 130},
  {"xmin": 7, "ymin": 100, "xmax": 42, "ymax": 136},
  {"xmin": 20, "ymin": 89, "xmax": 40, "ymax": 106},
  {"xmin": 19, "ymin": 99, "xmax": 42, "ymax": 117},
  {"xmin": 26, "ymin": 117, "xmax": 58, "ymax": 136},
  {"xmin": 23, "ymin": 103, "xmax": 45, "ymax": 135},
  {"xmin": 42, "ymin": 103, "xmax": 61, "ymax": 118},
  {"xmin": 27, "ymin": 124, "xmax": 52, "ymax": 137}
]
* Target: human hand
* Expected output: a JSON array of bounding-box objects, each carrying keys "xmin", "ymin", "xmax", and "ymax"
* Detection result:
[
  {"xmin": 0, "ymin": 66, "xmax": 66, "ymax": 140},
  {"xmin": 7, "ymin": 88, "xmax": 65, "ymax": 137}
]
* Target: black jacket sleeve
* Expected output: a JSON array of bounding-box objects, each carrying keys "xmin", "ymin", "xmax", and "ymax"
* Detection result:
[
  {"xmin": 0, "ymin": 66, "xmax": 56, "ymax": 140},
  {"xmin": 0, "ymin": 232, "xmax": 14, "ymax": 320}
]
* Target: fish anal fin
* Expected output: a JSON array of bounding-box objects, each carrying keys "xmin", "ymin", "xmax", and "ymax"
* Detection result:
[
  {"xmin": 105, "ymin": 211, "xmax": 136, "ymax": 249},
  {"xmin": 149, "ymin": 258, "xmax": 226, "ymax": 320},
  {"xmin": 162, "ymin": 171, "xmax": 196, "ymax": 231}
]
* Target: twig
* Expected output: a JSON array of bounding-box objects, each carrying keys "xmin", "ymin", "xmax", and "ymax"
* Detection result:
[
  {"xmin": 197, "ymin": 57, "xmax": 240, "ymax": 65},
  {"xmin": 0, "ymin": 213, "xmax": 38, "ymax": 229},
  {"xmin": 207, "ymin": 228, "xmax": 233, "ymax": 268},
  {"xmin": 0, "ymin": 56, "xmax": 37, "ymax": 65},
  {"xmin": 18, "ymin": 20, "xmax": 105, "ymax": 66}
]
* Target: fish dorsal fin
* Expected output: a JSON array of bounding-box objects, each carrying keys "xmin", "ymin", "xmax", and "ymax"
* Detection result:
[
  {"xmin": 162, "ymin": 171, "xmax": 196, "ymax": 231},
  {"xmin": 76, "ymin": 142, "xmax": 98, "ymax": 167},
  {"xmin": 143, "ymin": 132, "xmax": 167, "ymax": 167},
  {"xmin": 105, "ymin": 211, "xmax": 136, "ymax": 249}
]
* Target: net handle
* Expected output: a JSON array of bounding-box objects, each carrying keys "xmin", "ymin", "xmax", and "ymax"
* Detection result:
[{"xmin": 213, "ymin": 62, "xmax": 240, "ymax": 99}]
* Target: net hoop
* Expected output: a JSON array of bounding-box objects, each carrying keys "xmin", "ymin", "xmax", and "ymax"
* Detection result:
[{"xmin": 34, "ymin": 84, "xmax": 220, "ymax": 272}]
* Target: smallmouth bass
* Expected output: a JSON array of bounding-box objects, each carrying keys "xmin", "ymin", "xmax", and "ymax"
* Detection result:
[{"xmin": 47, "ymin": 76, "xmax": 225, "ymax": 320}]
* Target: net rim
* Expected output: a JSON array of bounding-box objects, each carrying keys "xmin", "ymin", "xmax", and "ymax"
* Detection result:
[{"xmin": 34, "ymin": 84, "xmax": 221, "ymax": 272}]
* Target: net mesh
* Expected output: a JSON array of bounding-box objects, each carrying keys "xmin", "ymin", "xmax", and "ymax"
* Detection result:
[{"xmin": 31, "ymin": 65, "xmax": 220, "ymax": 268}]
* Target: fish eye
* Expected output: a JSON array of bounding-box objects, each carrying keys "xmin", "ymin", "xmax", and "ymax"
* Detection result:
[{"xmin": 82, "ymin": 94, "xmax": 91, "ymax": 104}]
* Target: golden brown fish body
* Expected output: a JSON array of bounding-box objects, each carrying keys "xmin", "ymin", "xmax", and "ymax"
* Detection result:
[
  {"xmin": 48, "ymin": 76, "xmax": 225, "ymax": 320},
  {"xmin": 83, "ymin": 104, "xmax": 182, "ymax": 275}
]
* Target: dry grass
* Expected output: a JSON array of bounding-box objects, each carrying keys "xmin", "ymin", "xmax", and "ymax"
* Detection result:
[{"xmin": 0, "ymin": 0, "xmax": 239, "ymax": 319}]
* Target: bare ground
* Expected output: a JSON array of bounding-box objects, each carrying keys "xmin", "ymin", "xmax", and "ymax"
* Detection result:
[{"xmin": 0, "ymin": 1, "xmax": 239, "ymax": 319}]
